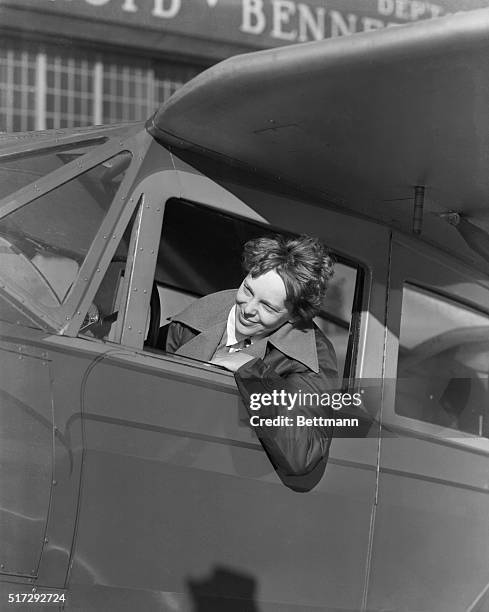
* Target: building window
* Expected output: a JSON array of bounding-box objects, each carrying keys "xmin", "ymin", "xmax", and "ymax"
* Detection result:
[
  {"xmin": 102, "ymin": 61, "xmax": 152, "ymax": 123},
  {"xmin": 0, "ymin": 38, "xmax": 202, "ymax": 132},
  {"xmin": 46, "ymin": 54, "xmax": 95, "ymax": 130},
  {"xmin": 0, "ymin": 45, "xmax": 37, "ymax": 132}
]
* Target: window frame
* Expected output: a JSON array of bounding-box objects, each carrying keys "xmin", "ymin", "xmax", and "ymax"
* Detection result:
[
  {"xmin": 137, "ymin": 195, "xmax": 366, "ymax": 384},
  {"xmin": 0, "ymin": 127, "xmax": 152, "ymax": 332},
  {"xmin": 384, "ymin": 234, "xmax": 489, "ymax": 453}
]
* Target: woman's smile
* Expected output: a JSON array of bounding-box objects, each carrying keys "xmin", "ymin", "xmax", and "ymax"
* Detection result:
[{"xmin": 234, "ymin": 270, "xmax": 292, "ymax": 338}]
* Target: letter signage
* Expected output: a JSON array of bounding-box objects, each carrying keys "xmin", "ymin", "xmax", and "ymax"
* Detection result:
[{"xmin": 5, "ymin": 0, "xmax": 487, "ymax": 52}]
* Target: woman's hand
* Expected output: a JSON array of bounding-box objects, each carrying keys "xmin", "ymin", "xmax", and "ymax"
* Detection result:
[{"xmin": 209, "ymin": 352, "xmax": 255, "ymax": 372}]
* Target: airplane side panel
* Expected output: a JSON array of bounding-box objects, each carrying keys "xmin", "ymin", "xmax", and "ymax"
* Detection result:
[
  {"xmin": 34, "ymin": 347, "xmax": 90, "ymax": 588},
  {"xmin": 0, "ymin": 330, "xmax": 94, "ymax": 592},
  {"xmin": 65, "ymin": 352, "xmax": 378, "ymax": 611},
  {"xmin": 0, "ymin": 338, "xmax": 53, "ymax": 578},
  {"xmin": 368, "ymin": 238, "xmax": 489, "ymax": 611},
  {"xmin": 368, "ymin": 439, "xmax": 489, "ymax": 612}
]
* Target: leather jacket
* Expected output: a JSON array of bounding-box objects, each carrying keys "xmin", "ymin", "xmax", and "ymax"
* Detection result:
[{"xmin": 159, "ymin": 289, "xmax": 339, "ymax": 491}]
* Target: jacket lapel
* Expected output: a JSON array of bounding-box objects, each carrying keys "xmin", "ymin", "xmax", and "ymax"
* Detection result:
[
  {"xmin": 170, "ymin": 288, "xmax": 320, "ymax": 373},
  {"xmin": 268, "ymin": 322, "xmax": 320, "ymax": 373},
  {"xmin": 175, "ymin": 320, "xmax": 226, "ymax": 361},
  {"xmin": 172, "ymin": 289, "xmax": 236, "ymax": 361}
]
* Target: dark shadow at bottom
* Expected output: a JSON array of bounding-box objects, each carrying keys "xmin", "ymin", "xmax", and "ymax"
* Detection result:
[{"xmin": 187, "ymin": 566, "xmax": 260, "ymax": 612}]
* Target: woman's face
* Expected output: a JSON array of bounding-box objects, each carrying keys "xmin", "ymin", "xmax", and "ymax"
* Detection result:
[{"xmin": 235, "ymin": 269, "xmax": 293, "ymax": 338}]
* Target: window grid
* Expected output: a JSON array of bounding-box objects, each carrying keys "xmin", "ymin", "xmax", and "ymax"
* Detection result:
[
  {"xmin": 46, "ymin": 53, "xmax": 95, "ymax": 129},
  {"xmin": 102, "ymin": 61, "xmax": 154, "ymax": 123},
  {"xmin": 0, "ymin": 39, "xmax": 202, "ymax": 132},
  {"xmin": 0, "ymin": 48, "xmax": 37, "ymax": 132}
]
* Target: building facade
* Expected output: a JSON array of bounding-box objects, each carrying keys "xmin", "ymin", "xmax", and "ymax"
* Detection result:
[{"xmin": 0, "ymin": 0, "xmax": 487, "ymax": 132}]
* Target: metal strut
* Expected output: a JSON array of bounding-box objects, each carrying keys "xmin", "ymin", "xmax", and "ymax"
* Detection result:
[{"xmin": 412, "ymin": 185, "xmax": 425, "ymax": 235}]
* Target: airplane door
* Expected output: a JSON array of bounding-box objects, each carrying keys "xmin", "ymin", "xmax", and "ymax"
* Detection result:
[
  {"xmin": 367, "ymin": 235, "xmax": 489, "ymax": 612},
  {"xmin": 64, "ymin": 184, "xmax": 388, "ymax": 611},
  {"xmin": 69, "ymin": 347, "xmax": 379, "ymax": 612}
]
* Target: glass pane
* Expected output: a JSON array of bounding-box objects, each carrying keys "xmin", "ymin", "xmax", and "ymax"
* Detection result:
[
  {"xmin": 79, "ymin": 204, "xmax": 139, "ymax": 342},
  {"xmin": 395, "ymin": 284, "xmax": 489, "ymax": 437},
  {"xmin": 315, "ymin": 262, "xmax": 358, "ymax": 378},
  {"xmin": 0, "ymin": 151, "xmax": 132, "ymax": 307},
  {"xmin": 0, "ymin": 141, "xmax": 106, "ymax": 200}
]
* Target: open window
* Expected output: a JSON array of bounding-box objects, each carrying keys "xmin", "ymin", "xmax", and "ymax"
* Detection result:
[{"xmin": 146, "ymin": 198, "xmax": 362, "ymax": 379}]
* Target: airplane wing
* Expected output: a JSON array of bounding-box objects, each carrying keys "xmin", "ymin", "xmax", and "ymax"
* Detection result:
[{"xmin": 150, "ymin": 8, "xmax": 489, "ymax": 250}]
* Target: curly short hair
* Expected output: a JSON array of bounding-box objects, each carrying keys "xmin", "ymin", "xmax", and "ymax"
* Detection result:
[{"xmin": 242, "ymin": 235, "xmax": 334, "ymax": 323}]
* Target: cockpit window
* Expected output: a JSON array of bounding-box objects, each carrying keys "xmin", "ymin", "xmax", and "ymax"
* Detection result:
[
  {"xmin": 0, "ymin": 151, "xmax": 132, "ymax": 307},
  {"xmin": 153, "ymin": 199, "xmax": 362, "ymax": 379},
  {"xmin": 395, "ymin": 284, "xmax": 489, "ymax": 438},
  {"xmin": 0, "ymin": 140, "xmax": 106, "ymax": 200}
]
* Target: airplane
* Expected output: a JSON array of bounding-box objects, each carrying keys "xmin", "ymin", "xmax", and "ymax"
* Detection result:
[{"xmin": 0, "ymin": 6, "xmax": 488, "ymax": 612}]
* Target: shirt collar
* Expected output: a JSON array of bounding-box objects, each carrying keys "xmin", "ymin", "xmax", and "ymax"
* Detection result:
[{"xmin": 225, "ymin": 305, "xmax": 238, "ymax": 346}]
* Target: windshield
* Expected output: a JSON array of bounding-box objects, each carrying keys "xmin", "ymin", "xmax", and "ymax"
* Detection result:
[
  {"xmin": 0, "ymin": 150, "xmax": 132, "ymax": 307},
  {"xmin": 0, "ymin": 141, "xmax": 105, "ymax": 200}
]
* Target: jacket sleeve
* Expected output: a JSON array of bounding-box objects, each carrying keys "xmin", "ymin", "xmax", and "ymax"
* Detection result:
[
  {"xmin": 156, "ymin": 321, "xmax": 197, "ymax": 353},
  {"xmin": 234, "ymin": 345, "xmax": 339, "ymax": 482}
]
